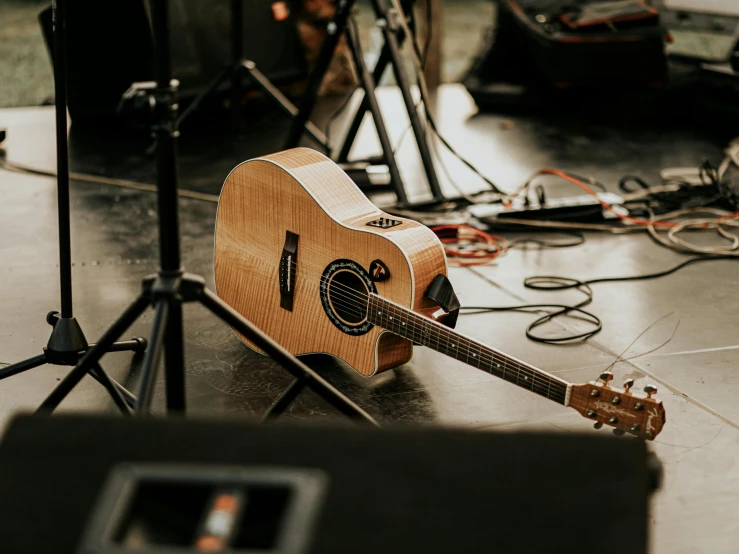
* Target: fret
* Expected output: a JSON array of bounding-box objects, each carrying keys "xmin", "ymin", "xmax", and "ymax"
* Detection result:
[{"xmin": 367, "ymin": 294, "xmax": 568, "ymax": 405}]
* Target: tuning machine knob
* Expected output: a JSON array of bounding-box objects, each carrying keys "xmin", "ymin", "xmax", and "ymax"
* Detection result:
[
  {"xmin": 623, "ymin": 378, "xmax": 635, "ymax": 392},
  {"xmin": 593, "ymin": 422, "xmax": 603, "ymax": 430},
  {"xmin": 599, "ymin": 371, "xmax": 614, "ymax": 386},
  {"xmin": 644, "ymin": 384, "xmax": 658, "ymax": 398}
]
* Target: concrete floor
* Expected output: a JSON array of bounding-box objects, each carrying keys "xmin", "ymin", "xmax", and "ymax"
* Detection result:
[{"xmin": 0, "ymin": 85, "xmax": 738, "ymax": 552}]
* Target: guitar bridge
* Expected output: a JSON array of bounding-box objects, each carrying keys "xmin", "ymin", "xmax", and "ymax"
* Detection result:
[{"xmin": 279, "ymin": 231, "xmax": 299, "ymax": 311}]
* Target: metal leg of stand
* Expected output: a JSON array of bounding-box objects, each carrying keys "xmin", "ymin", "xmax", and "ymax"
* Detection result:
[
  {"xmin": 198, "ymin": 287, "xmax": 378, "ymax": 425},
  {"xmin": 37, "ymin": 295, "xmax": 150, "ymax": 413},
  {"xmin": 101, "ymin": 338, "xmax": 148, "ymax": 353},
  {"xmin": 107, "ymin": 377, "xmax": 137, "ymax": 410},
  {"xmin": 135, "ymin": 300, "xmax": 170, "ymax": 415},
  {"xmin": 1, "ymin": 351, "xmax": 137, "ymax": 412},
  {"xmin": 177, "ymin": 68, "xmax": 232, "ymax": 127},
  {"xmin": 241, "ymin": 62, "xmax": 328, "ymax": 148},
  {"xmin": 336, "ymin": 44, "xmax": 392, "ymax": 164},
  {"xmin": 0, "ymin": 354, "xmax": 48, "ymax": 381},
  {"xmin": 88, "ymin": 363, "xmax": 132, "ymax": 416},
  {"xmin": 284, "ymin": 0, "xmax": 355, "ymax": 149},
  {"xmin": 345, "ymin": 19, "xmax": 408, "ymax": 204},
  {"xmin": 263, "ymin": 377, "xmax": 307, "ymax": 421},
  {"xmin": 374, "ymin": 0, "xmax": 444, "ymax": 201},
  {"xmin": 53, "ymin": 0, "xmax": 74, "ymax": 320},
  {"xmin": 163, "ymin": 302, "xmax": 186, "ymax": 413}
]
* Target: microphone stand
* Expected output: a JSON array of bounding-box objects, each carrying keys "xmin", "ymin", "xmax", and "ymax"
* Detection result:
[{"xmin": 0, "ymin": 0, "xmax": 146, "ymax": 414}]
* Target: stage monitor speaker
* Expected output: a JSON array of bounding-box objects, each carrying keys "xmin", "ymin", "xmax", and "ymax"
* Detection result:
[
  {"xmin": 0, "ymin": 415, "xmax": 657, "ymax": 554},
  {"xmin": 39, "ymin": 0, "xmax": 306, "ymax": 124}
]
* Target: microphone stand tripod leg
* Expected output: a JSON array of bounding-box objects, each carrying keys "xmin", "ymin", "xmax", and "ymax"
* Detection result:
[
  {"xmin": 135, "ymin": 299, "xmax": 170, "ymax": 415},
  {"xmin": 0, "ymin": 354, "xmax": 48, "ymax": 380},
  {"xmin": 37, "ymin": 295, "xmax": 151, "ymax": 414}
]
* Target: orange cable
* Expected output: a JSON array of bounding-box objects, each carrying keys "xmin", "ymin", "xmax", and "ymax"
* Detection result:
[{"xmin": 431, "ymin": 224, "xmax": 509, "ymax": 266}]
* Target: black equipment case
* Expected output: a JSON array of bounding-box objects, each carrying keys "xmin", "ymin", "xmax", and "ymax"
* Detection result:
[{"xmin": 465, "ymin": 0, "xmax": 669, "ymax": 106}]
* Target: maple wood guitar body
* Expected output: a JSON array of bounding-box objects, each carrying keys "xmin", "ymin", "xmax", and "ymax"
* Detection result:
[{"xmin": 215, "ymin": 148, "xmax": 447, "ymax": 376}]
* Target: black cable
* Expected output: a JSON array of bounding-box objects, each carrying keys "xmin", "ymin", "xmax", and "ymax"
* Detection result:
[
  {"xmin": 421, "ymin": 0, "xmax": 433, "ymax": 70},
  {"xmin": 425, "ymin": 114, "xmax": 505, "ymax": 194},
  {"xmin": 461, "ymin": 255, "xmax": 737, "ymax": 344},
  {"xmin": 392, "ymin": 5, "xmax": 505, "ymax": 195},
  {"xmin": 507, "ymin": 231, "xmax": 585, "ymax": 248}
]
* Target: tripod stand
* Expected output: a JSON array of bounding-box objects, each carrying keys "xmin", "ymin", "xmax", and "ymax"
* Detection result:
[
  {"xmin": 177, "ymin": 0, "xmax": 327, "ymax": 144},
  {"xmin": 178, "ymin": 0, "xmax": 445, "ymax": 206},
  {"xmin": 36, "ymin": 0, "xmax": 378, "ymax": 426},
  {"xmin": 0, "ymin": 0, "xmax": 146, "ymax": 414},
  {"xmin": 285, "ymin": 0, "xmax": 445, "ymax": 207}
]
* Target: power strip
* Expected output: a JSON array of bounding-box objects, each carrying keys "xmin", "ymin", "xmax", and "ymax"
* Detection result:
[{"xmin": 468, "ymin": 192, "xmax": 624, "ymax": 222}]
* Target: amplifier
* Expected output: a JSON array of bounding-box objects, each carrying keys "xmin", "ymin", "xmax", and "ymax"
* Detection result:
[{"xmin": 0, "ymin": 415, "xmax": 657, "ymax": 554}]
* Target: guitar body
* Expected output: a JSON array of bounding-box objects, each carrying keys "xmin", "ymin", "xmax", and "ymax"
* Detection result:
[{"xmin": 215, "ymin": 148, "xmax": 448, "ymax": 376}]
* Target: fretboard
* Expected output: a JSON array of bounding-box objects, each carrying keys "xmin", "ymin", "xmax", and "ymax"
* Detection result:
[{"xmin": 367, "ymin": 294, "xmax": 570, "ymax": 405}]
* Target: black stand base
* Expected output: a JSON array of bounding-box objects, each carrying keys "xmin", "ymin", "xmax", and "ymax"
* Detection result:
[
  {"xmin": 37, "ymin": 271, "xmax": 378, "ymax": 425},
  {"xmin": 0, "ymin": 312, "xmax": 147, "ymax": 414}
]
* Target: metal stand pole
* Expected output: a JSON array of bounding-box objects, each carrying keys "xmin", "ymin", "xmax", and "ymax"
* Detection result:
[
  {"xmin": 0, "ymin": 0, "xmax": 147, "ymax": 414},
  {"xmin": 55, "ymin": 0, "xmax": 72, "ymax": 321},
  {"xmin": 372, "ymin": 0, "xmax": 443, "ymax": 201},
  {"xmin": 38, "ymin": 0, "xmax": 378, "ymax": 428},
  {"xmin": 336, "ymin": 45, "xmax": 392, "ymax": 164},
  {"xmin": 344, "ymin": 18, "xmax": 408, "ymax": 204}
]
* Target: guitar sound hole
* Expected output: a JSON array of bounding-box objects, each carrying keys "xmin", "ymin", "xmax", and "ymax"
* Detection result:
[{"xmin": 327, "ymin": 270, "xmax": 368, "ymax": 326}]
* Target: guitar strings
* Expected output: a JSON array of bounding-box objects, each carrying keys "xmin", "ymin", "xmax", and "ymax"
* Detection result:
[
  {"xmin": 281, "ymin": 261, "xmax": 567, "ymax": 399},
  {"xmin": 322, "ymin": 274, "xmax": 653, "ymax": 409},
  {"xmin": 372, "ymin": 297, "xmax": 567, "ymax": 401},
  {"xmin": 280, "ymin": 265, "xmax": 567, "ymax": 400},
  {"xmin": 278, "ymin": 262, "xmax": 567, "ymax": 400}
]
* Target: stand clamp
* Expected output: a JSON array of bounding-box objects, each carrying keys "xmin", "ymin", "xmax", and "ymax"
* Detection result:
[{"xmin": 120, "ymin": 80, "xmax": 181, "ymax": 138}]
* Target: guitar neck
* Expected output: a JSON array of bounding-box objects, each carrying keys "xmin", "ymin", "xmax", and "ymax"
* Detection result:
[{"xmin": 367, "ymin": 294, "xmax": 571, "ymax": 406}]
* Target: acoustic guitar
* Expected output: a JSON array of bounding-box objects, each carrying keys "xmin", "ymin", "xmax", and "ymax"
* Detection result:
[{"xmin": 215, "ymin": 148, "xmax": 666, "ymax": 439}]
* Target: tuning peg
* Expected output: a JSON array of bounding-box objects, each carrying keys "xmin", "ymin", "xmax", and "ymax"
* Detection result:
[
  {"xmin": 623, "ymin": 378, "xmax": 635, "ymax": 392},
  {"xmin": 593, "ymin": 422, "xmax": 603, "ymax": 430},
  {"xmin": 644, "ymin": 384, "xmax": 658, "ymax": 398},
  {"xmin": 613, "ymin": 429, "xmax": 625, "ymax": 437},
  {"xmin": 599, "ymin": 371, "xmax": 614, "ymax": 386}
]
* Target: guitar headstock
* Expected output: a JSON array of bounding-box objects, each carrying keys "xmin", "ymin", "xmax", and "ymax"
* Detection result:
[{"xmin": 569, "ymin": 372, "xmax": 666, "ymax": 440}]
